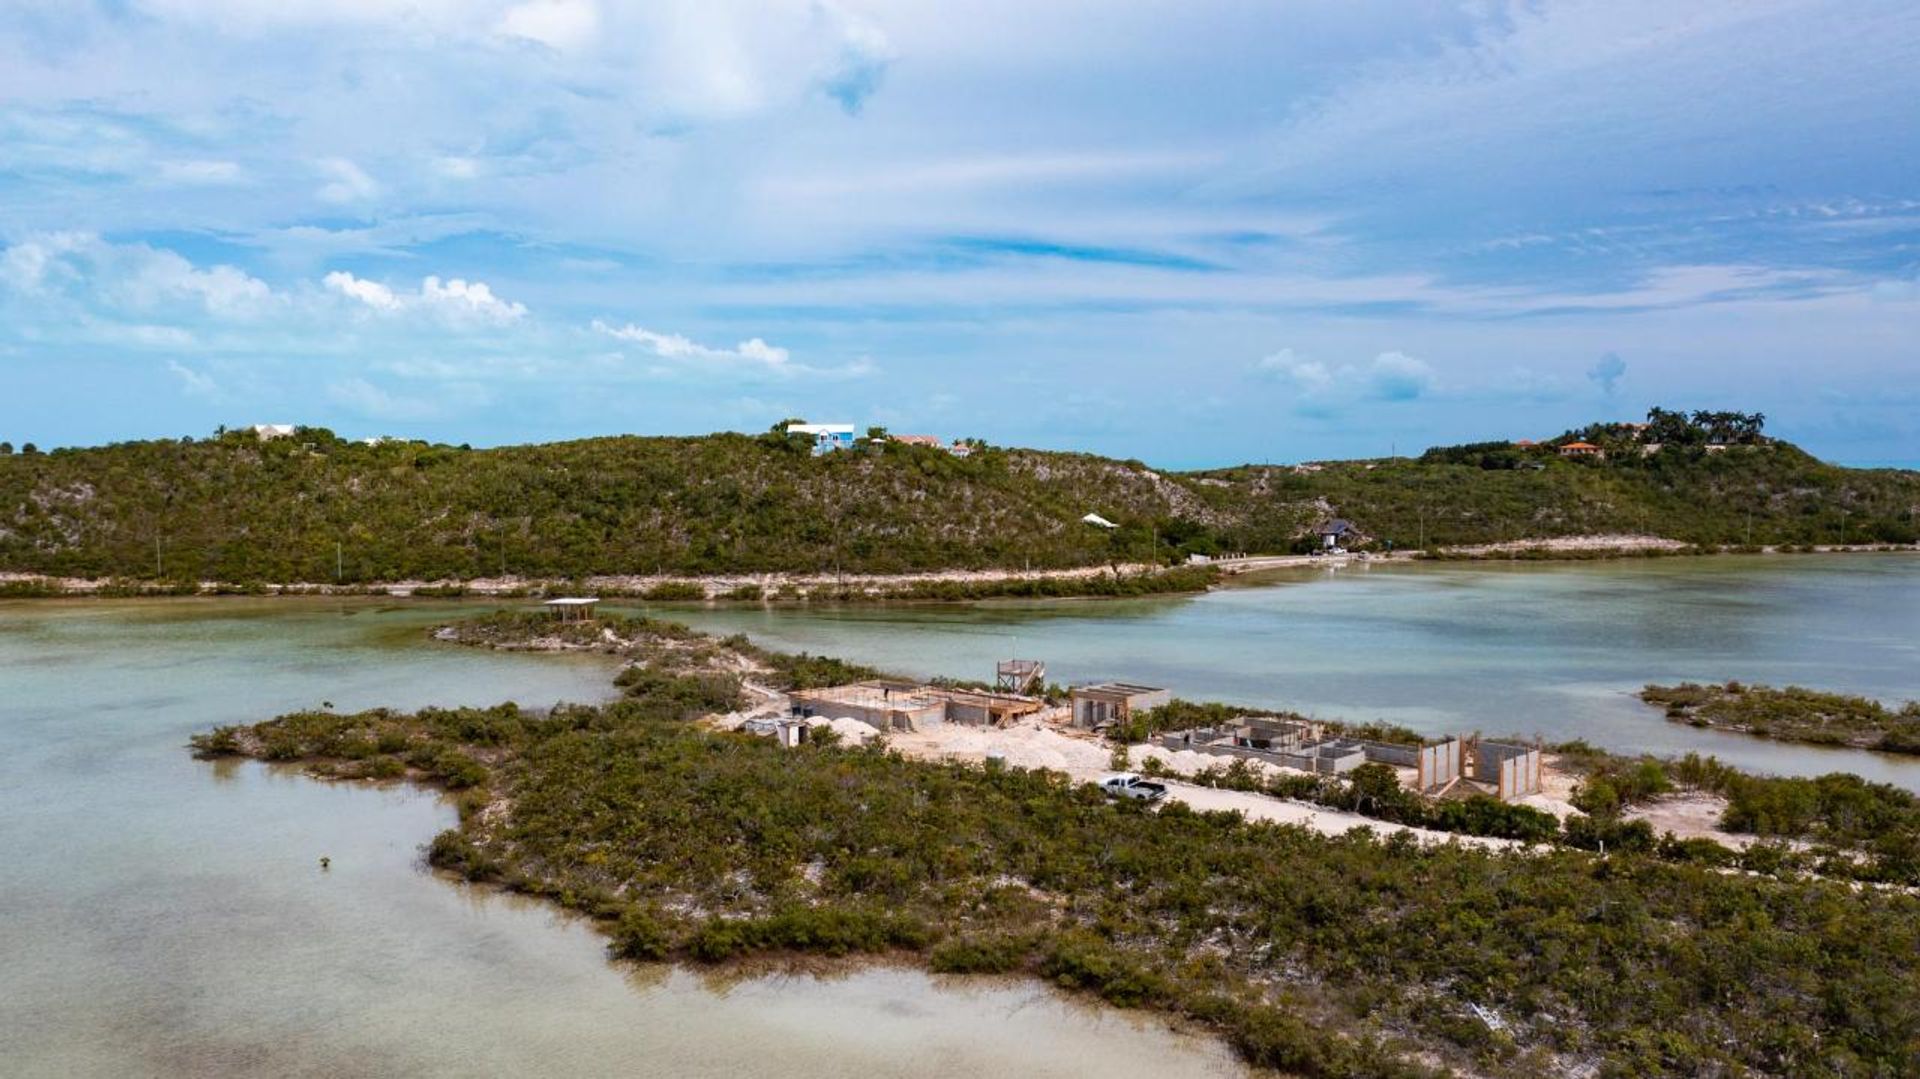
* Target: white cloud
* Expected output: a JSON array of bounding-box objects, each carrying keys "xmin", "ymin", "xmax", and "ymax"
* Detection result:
[
  {"xmin": 434, "ymin": 155, "xmax": 481, "ymax": 180},
  {"xmin": 815, "ymin": 1, "xmax": 895, "ymax": 114},
  {"xmin": 14, "ymin": 235, "xmax": 278, "ymax": 318},
  {"xmin": 0, "ymin": 233, "xmax": 85, "ymax": 291},
  {"xmin": 592, "ymin": 318, "xmax": 874, "ymax": 379},
  {"xmin": 157, "ymin": 159, "xmax": 244, "ymax": 185},
  {"xmin": 1587, "ymin": 352, "xmax": 1627, "ymax": 394},
  {"xmin": 1254, "ymin": 347, "xmax": 1434, "ymax": 413},
  {"xmin": 131, "ymin": 254, "xmax": 272, "ymax": 316},
  {"xmin": 316, "ymin": 157, "xmax": 378, "ymax": 203},
  {"xmin": 594, "ymin": 320, "xmax": 791, "ymax": 368},
  {"xmin": 326, "ymin": 270, "xmax": 527, "ymax": 322},
  {"xmin": 761, "ymin": 150, "xmax": 1215, "ymax": 202},
  {"xmin": 166, "ymin": 359, "xmax": 221, "ymax": 398},
  {"xmin": 323, "ymin": 270, "xmax": 402, "ymax": 311},
  {"xmin": 1253, "ymin": 348, "xmax": 1330, "ymax": 391},
  {"xmin": 326, "ymin": 376, "xmax": 449, "ymax": 421},
  {"xmin": 1, "ymin": 233, "xmax": 274, "ymax": 325},
  {"xmin": 421, "ymin": 276, "xmax": 527, "ymax": 322},
  {"xmin": 1368, "ymin": 350, "xmax": 1433, "ymax": 401},
  {"xmin": 496, "ymin": 0, "xmax": 599, "ymax": 51}
]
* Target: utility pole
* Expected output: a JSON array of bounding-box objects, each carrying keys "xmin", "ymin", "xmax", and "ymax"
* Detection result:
[
  {"xmin": 335, "ymin": 541, "xmax": 343, "ymax": 581},
  {"xmin": 155, "ymin": 534, "xmax": 163, "ymax": 579}
]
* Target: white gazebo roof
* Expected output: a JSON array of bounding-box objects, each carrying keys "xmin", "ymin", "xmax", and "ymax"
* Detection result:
[{"xmin": 542, "ymin": 597, "xmax": 600, "ymax": 607}]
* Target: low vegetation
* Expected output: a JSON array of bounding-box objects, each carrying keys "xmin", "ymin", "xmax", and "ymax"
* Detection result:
[
  {"xmin": 1644, "ymin": 681, "xmax": 1920, "ymax": 755},
  {"xmin": 1553, "ymin": 744, "xmax": 1920, "ymax": 885},
  {"xmin": 1117, "ymin": 699, "xmax": 1920, "ymax": 885},
  {"xmin": 192, "ymin": 618, "xmax": 1920, "ymax": 1077}
]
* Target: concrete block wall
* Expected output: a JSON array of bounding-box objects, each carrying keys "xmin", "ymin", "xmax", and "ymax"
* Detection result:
[
  {"xmin": 1476, "ymin": 741, "xmax": 1542, "ymax": 799},
  {"xmin": 1357, "ymin": 741, "xmax": 1420, "ymax": 767},
  {"xmin": 1416, "ymin": 739, "xmax": 1463, "ymax": 790},
  {"xmin": 946, "ymin": 701, "xmax": 991, "ymax": 726}
]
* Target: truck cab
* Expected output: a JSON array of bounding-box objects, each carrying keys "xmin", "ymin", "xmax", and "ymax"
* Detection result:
[{"xmin": 1100, "ymin": 773, "xmax": 1169, "ymax": 802}]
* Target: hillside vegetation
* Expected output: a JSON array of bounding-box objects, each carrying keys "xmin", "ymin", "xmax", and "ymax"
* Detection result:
[{"xmin": 2, "ymin": 413, "xmax": 1915, "ymax": 582}]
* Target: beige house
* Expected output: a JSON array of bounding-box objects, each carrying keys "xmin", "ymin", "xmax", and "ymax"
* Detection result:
[{"xmin": 1069, "ymin": 682, "xmax": 1171, "ymax": 729}]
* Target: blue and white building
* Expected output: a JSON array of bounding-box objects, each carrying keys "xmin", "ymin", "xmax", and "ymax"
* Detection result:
[{"xmin": 787, "ymin": 423, "xmax": 857, "ymax": 456}]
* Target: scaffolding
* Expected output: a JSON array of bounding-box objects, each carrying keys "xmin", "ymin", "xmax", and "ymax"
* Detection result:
[{"xmin": 996, "ymin": 658, "xmax": 1046, "ymax": 694}]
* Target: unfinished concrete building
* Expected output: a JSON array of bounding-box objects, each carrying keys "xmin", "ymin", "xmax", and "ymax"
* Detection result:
[
  {"xmin": 1414, "ymin": 738, "xmax": 1464, "ymax": 792},
  {"xmin": 1158, "ymin": 721, "xmax": 1473, "ymax": 782},
  {"xmin": 790, "ymin": 682, "xmax": 948, "ymax": 732},
  {"xmin": 791, "ymin": 681, "xmax": 1044, "ymax": 732},
  {"xmin": 1473, "ymin": 740, "xmax": 1543, "ymax": 799},
  {"xmin": 937, "ymin": 687, "xmax": 1047, "ymax": 727},
  {"xmin": 1070, "ymin": 683, "xmax": 1171, "ymax": 729}
]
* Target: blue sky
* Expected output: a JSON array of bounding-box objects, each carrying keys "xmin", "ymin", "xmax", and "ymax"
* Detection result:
[{"xmin": 2, "ymin": 1, "xmax": 1917, "ymax": 468}]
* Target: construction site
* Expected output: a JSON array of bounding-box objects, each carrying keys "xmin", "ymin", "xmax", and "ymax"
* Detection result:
[
  {"xmin": 742, "ymin": 654, "xmax": 1548, "ymax": 806},
  {"xmin": 1156, "ymin": 716, "xmax": 1544, "ymax": 800}
]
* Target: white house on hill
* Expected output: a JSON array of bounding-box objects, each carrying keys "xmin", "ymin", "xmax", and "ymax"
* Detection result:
[{"xmin": 787, "ymin": 423, "xmax": 856, "ymax": 455}]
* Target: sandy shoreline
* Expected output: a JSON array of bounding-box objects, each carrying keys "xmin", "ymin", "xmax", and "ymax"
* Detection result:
[{"xmin": 3, "ymin": 538, "xmax": 1913, "ymax": 600}]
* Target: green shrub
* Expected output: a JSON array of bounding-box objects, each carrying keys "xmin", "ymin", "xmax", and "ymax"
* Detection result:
[
  {"xmin": 611, "ymin": 905, "xmax": 673, "ymax": 960},
  {"xmin": 928, "ymin": 934, "xmax": 1031, "ymax": 974}
]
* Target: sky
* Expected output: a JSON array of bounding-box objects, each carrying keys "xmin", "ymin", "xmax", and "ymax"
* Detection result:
[{"xmin": 1, "ymin": 0, "xmax": 1917, "ymax": 468}]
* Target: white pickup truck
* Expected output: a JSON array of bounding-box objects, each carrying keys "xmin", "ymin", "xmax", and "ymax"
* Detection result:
[{"xmin": 1100, "ymin": 773, "xmax": 1169, "ymax": 802}]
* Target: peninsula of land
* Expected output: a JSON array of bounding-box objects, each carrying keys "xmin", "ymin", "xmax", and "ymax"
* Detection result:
[{"xmin": 192, "ymin": 608, "xmax": 1920, "ymax": 1079}]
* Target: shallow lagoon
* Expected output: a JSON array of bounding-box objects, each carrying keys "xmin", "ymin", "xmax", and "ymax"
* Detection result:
[
  {"xmin": 651, "ymin": 554, "xmax": 1920, "ymax": 788},
  {"xmin": 6, "ymin": 555, "xmax": 1918, "ymax": 1076},
  {"xmin": 0, "ymin": 599, "xmax": 1236, "ymax": 1078}
]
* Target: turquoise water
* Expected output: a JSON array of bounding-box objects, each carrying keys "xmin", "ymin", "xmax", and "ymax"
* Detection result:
[
  {"xmin": 645, "ymin": 554, "xmax": 1920, "ymax": 788},
  {"xmin": 0, "ymin": 598, "xmax": 1236, "ymax": 1078},
  {"xmin": 6, "ymin": 556, "xmax": 1917, "ymax": 1076}
]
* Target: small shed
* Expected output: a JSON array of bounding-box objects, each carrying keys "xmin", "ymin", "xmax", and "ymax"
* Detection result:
[
  {"xmin": 1315, "ymin": 519, "xmax": 1354, "ymax": 549},
  {"xmin": 542, "ymin": 597, "xmax": 600, "ymax": 622},
  {"xmin": 1070, "ymin": 682, "xmax": 1171, "ymax": 729}
]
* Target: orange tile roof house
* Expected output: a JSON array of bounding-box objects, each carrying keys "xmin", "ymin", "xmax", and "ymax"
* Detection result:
[
  {"xmin": 1558, "ymin": 441, "xmax": 1604, "ymax": 458},
  {"xmin": 890, "ymin": 434, "xmax": 943, "ymax": 447}
]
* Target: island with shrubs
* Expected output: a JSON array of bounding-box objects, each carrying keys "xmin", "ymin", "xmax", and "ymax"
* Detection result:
[{"xmin": 1644, "ymin": 681, "xmax": 1920, "ymax": 755}]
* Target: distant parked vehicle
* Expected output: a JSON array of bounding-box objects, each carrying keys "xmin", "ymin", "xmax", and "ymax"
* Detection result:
[{"xmin": 1100, "ymin": 773, "xmax": 1169, "ymax": 802}]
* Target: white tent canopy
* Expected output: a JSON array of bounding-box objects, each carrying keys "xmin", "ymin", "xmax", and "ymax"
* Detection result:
[{"xmin": 1081, "ymin": 513, "xmax": 1118, "ymax": 529}]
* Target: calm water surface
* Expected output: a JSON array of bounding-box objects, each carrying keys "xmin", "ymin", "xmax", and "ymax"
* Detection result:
[
  {"xmin": 649, "ymin": 554, "xmax": 1920, "ymax": 788},
  {"xmin": 0, "ymin": 598, "xmax": 1237, "ymax": 1078}
]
